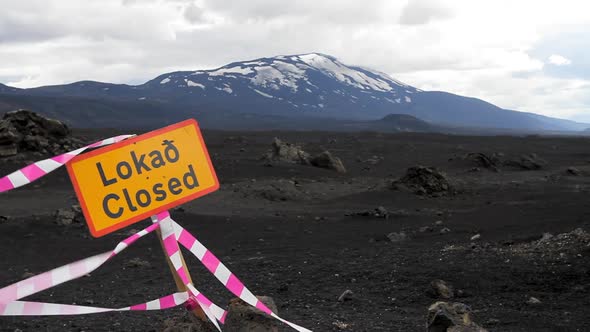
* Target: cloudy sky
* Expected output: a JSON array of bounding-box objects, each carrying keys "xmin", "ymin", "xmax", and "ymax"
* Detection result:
[{"xmin": 1, "ymin": 0, "xmax": 589, "ymax": 121}]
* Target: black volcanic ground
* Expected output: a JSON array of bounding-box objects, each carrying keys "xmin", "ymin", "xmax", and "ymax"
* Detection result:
[{"xmin": 1, "ymin": 129, "xmax": 590, "ymax": 331}]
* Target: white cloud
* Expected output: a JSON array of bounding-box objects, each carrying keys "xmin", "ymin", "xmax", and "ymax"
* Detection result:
[
  {"xmin": 548, "ymin": 54, "xmax": 572, "ymax": 66},
  {"xmin": 0, "ymin": 0, "xmax": 589, "ymax": 120}
]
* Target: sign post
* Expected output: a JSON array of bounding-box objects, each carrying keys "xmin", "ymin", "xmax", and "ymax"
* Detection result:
[
  {"xmin": 157, "ymin": 227, "xmax": 208, "ymax": 321},
  {"xmin": 67, "ymin": 119, "xmax": 219, "ymax": 323}
]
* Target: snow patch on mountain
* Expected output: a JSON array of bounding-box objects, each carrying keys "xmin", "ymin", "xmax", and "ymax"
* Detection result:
[
  {"xmin": 215, "ymin": 84, "xmax": 233, "ymax": 94},
  {"xmin": 206, "ymin": 66, "xmax": 254, "ymax": 76},
  {"xmin": 185, "ymin": 79, "xmax": 205, "ymax": 89},
  {"xmin": 297, "ymin": 53, "xmax": 396, "ymax": 92},
  {"xmin": 253, "ymin": 89, "xmax": 274, "ymax": 98},
  {"xmin": 251, "ymin": 65, "xmax": 301, "ymax": 92}
]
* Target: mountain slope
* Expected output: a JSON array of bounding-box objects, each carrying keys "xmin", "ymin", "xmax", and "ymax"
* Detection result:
[{"xmin": 1, "ymin": 53, "xmax": 586, "ymax": 131}]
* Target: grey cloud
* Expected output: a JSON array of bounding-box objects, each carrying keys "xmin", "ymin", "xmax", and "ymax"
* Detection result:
[
  {"xmin": 399, "ymin": 0, "xmax": 452, "ymax": 25},
  {"xmin": 0, "ymin": 14, "xmax": 67, "ymax": 43},
  {"xmin": 201, "ymin": 0, "xmax": 395, "ymax": 25},
  {"xmin": 184, "ymin": 3, "xmax": 206, "ymax": 24}
]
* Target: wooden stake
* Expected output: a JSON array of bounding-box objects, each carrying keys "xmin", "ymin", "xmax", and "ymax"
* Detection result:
[{"xmin": 156, "ymin": 227, "xmax": 207, "ymax": 321}]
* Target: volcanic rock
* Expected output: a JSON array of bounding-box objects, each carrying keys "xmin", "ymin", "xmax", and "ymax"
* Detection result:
[
  {"xmin": 310, "ymin": 151, "xmax": 346, "ymax": 173},
  {"xmin": 224, "ymin": 296, "xmax": 278, "ymax": 332},
  {"xmin": 392, "ymin": 166, "xmax": 452, "ymax": 196},
  {"xmin": 527, "ymin": 296, "xmax": 542, "ymax": 305},
  {"xmin": 386, "ymin": 232, "xmax": 408, "ymax": 242},
  {"xmin": 440, "ymin": 228, "xmax": 451, "ymax": 234},
  {"xmin": 264, "ymin": 138, "xmax": 310, "ymax": 165},
  {"xmin": 465, "ymin": 152, "xmax": 501, "ymax": 172},
  {"xmin": 504, "ymin": 153, "xmax": 547, "ymax": 170},
  {"xmin": 0, "ymin": 110, "xmax": 83, "ymax": 157},
  {"xmin": 565, "ymin": 167, "xmax": 581, "ymax": 176},
  {"xmin": 350, "ymin": 206, "xmax": 389, "ymax": 219},
  {"xmin": 420, "ymin": 226, "xmax": 433, "ymax": 233},
  {"xmin": 427, "ymin": 301, "xmax": 488, "ymax": 332},
  {"xmin": 264, "ymin": 138, "xmax": 346, "ymax": 173},
  {"xmin": 428, "ymin": 279, "xmax": 455, "ymax": 299},
  {"xmin": 54, "ymin": 205, "xmax": 84, "ymax": 226},
  {"xmin": 125, "ymin": 258, "xmax": 151, "ymax": 268},
  {"xmin": 338, "ymin": 290, "xmax": 354, "ymax": 302}
]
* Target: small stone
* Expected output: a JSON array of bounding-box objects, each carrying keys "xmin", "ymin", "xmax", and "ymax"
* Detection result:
[
  {"xmin": 486, "ymin": 318, "xmax": 500, "ymax": 325},
  {"xmin": 386, "ymin": 232, "xmax": 407, "ymax": 242},
  {"xmin": 125, "ymin": 258, "xmax": 151, "ymax": 268},
  {"xmin": 435, "ymin": 220, "xmax": 444, "ymax": 226},
  {"xmin": 470, "ymin": 234, "xmax": 481, "ymax": 241},
  {"xmin": 565, "ymin": 167, "xmax": 581, "ymax": 176},
  {"xmin": 440, "ymin": 227, "xmax": 451, "ymax": 234},
  {"xmin": 539, "ymin": 232, "xmax": 554, "ymax": 242},
  {"xmin": 0, "ymin": 215, "xmax": 10, "ymax": 222},
  {"xmin": 427, "ymin": 301, "xmax": 488, "ymax": 332},
  {"xmin": 338, "ymin": 289, "xmax": 354, "ymax": 302},
  {"xmin": 54, "ymin": 208, "xmax": 76, "ymax": 226},
  {"xmin": 527, "ymin": 296, "xmax": 542, "ymax": 305},
  {"xmin": 420, "ymin": 226, "xmax": 433, "ymax": 233},
  {"xmin": 429, "ymin": 279, "xmax": 454, "ymax": 299},
  {"xmin": 375, "ymin": 206, "xmax": 389, "ymax": 218},
  {"xmin": 332, "ymin": 320, "xmax": 351, "ymax": 330}
]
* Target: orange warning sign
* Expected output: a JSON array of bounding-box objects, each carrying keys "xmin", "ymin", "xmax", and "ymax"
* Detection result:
[{"xmin": 67, "ymin": 119, "xmax": 219, "ymax": 237}]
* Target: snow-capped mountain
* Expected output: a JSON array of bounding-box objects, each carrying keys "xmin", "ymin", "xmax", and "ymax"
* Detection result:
[
  {"xmin": 0, "ymin": 53, "xmax": 587, "ymax": 131},
  {"xmin": 143, "ymin": 53, "xmax": 421, "ymax": 118}
]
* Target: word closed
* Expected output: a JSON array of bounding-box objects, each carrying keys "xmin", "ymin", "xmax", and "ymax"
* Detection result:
[{"xmin": 67, "ymin": 119, "xmax": 219, "ymax": 237}]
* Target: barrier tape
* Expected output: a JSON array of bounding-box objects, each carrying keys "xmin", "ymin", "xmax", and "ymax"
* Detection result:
[
  {"xmin": 0, "ymin": 221, "xmax": 191, "ymax": 315},
  {"xmin": 0, "ymin": 135, "xmax": 133, "ymax": 193},
  {"xmin": 0, "ymin": 134, "xmax": 312, "ymax": 331},
  {"xmin": 0, "ymin": 292, "xmax": 189, "ymax": 316},
  {"xmin": 0, "ymin": 222, "xmax": 158, "ymax": 303}
]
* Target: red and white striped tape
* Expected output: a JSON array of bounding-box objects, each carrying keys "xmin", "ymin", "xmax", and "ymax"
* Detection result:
[
  {"xmin": 154, "ymin": 211, "xmax": 312, "ymax": 332},
  {"xmin": 0, "ymin": 292, "xmax": 189, "ymax": 316},
  {"xmin": 0, "ymin": 135, "xmax": 133, "ymax": 193},
  {"xmin": 0, "ymin": 222, "xmax": 158, "ymax": 303}
]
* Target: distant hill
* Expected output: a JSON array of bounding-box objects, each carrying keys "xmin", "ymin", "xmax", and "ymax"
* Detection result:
[
  {"xmin": 1, "ymin": 53, "xmax": 587, "ymax": 131},
  {"xmin": 369, "ymin": 114, "xmax": 433, "ymax": 132}
]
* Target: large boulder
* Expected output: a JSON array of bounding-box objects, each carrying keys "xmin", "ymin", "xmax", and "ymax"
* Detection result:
[
  {"xmin": 310, "ymin": 151, "xmax": 346, "ymax": 173},
  {"xmin": 427, "ymin": 301, "xmax": 487, "ymax": 332},
  {"xmin": 264, "ymin": 138, "xmax": 310, "ymax": 165},
  {"xmin": 0, "ymin": 110, "xmax": 82, "ymax": 157},
  {"xmin": 503, "ymin": 153, "xmax": 547, "ymax": 170},
  {"xmin": 464, "ymin": 153, "xmax": 501, "ymax": 172},
  {"xmin": 264, "ymin": 138, "xmax": 346, "ymax": 173},
  {"xmin": 392, "ymin": 166, "xmax": 452, "ymax": 196}
]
